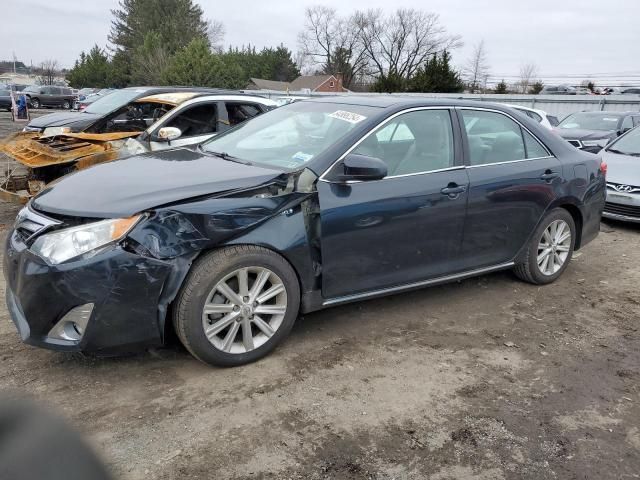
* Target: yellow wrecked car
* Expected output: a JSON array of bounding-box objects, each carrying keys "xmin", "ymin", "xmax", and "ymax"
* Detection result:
[{"xmin": 0, "ymin": 90, "xmax": 276, "ymax": 202}]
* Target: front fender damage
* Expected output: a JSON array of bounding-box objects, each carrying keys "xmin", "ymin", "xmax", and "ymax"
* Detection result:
[{"xmin": 123, "ymin": 169, "xmax": 321, "ymax": 341}]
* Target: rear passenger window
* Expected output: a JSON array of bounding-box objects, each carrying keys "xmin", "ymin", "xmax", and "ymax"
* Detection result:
[
  {"xmin": 354, "ymin": 109, "xmax": 454, "ymax": 176},
  {"xmin": 523, "ymin": 130, "xmax": 549, "ymax": 158},
  {"xmin": 462, "ymin": 110, "xmax": 548, "ymax": 165},
  {"xmin": 226, "ymin": 103, "xmax": 262, "ymax": 126}
]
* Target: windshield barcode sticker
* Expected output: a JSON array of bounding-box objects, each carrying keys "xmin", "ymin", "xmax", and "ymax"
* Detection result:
[{"xmin": 329, "ymin": 110, "xmax": 367, "ymax": 124}]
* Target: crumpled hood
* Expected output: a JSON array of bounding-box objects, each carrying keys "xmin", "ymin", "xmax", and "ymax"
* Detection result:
[
  {"xmin": 27, "ymin": 111, "xmax": 101, "ymax": 131},
  {"xmin": 601, "ymin": 150, "xmax": 640, "ymax": 186},
  {"xmin": 554, "ymin": 128, "xmax": 616, "ymax": 141},
  {"xmin": 32, "ymin": 148, "xmax": 285, "ymax": 218}
]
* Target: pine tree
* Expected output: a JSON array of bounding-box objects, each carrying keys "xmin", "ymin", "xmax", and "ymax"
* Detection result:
[
  {"xmin": 162, "ymin": 38, "xmax": 244, "ymax": 89},
  {"xmin": 494, "ymin": 79, "xmax": 508, "ymax": 94},
  {"xmin": 407, "ymin": 51, "xmax": 465, "ymax": 93}
]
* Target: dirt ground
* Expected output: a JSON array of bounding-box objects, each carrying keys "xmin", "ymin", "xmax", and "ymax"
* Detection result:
[{"xmin": 0, "ymin": 110, "xmax": 638, "ymax": 480}]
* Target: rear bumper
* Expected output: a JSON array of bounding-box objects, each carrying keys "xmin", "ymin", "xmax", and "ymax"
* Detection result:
[{"xmin": 3, "ymin": 230, "xmax": 174, "ymax": 354}]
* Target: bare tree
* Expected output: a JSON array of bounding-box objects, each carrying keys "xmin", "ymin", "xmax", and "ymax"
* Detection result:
[
  {"xmin": 207, "ymin": 19, "xmax": 226, "ymax": 53},
  {"xmin": 37, "ymin": 59, "xmax": 59, "ymax": 85},
  {"xmin": 464, "ymin": 40, "xmax": 489, "ymax": 93},
  {"xmin": 297, "ymin": 6, "xmax": 368, "ymax": 88},
  {"xmin": 518, "ymin": 63, "xmax": 538, "ymax": 94},
  {"xmin": 353, "ymin": 8, "xmax": 462, "ymax": 82}
]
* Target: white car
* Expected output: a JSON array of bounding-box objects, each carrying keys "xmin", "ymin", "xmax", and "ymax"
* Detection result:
[
  {"xmin": 504, "ymin": 104, "xmax": 559, "ymax": 130},
  {"xmin": 124, "ymin": 94, "xmax": 277, "ymax": 155}
]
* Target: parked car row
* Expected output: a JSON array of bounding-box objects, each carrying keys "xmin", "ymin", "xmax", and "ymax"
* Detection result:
[
  {"xmin": 2, "ymin": 94, "xmax": 606, "ymax": 366},
  {"xmin": 539, "ymin": 85, "xmax": 640, "ymax": 95}
]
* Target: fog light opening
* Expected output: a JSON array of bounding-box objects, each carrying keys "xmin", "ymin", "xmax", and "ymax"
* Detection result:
[{"xmin": 47, "ymin": 303, "xmax": 94, "ymax": 343}]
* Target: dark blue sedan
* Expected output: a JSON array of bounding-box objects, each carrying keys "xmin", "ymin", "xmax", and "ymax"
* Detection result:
[{"xmin": 4, "ymin": 97, "xmax": 606, "ymax": 366}]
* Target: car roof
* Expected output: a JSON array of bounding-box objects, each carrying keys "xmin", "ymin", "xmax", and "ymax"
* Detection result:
[
  {"xmin": 302, "ymin": 95, "xmax": 529, "ymax": 112},
  {"xmin": 571, "ymin": 111, "xmax": 638, "ymax": 116}
]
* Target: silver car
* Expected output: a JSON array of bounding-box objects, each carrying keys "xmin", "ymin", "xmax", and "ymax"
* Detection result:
[{"xmin": 602, "ymin": 125, "xmax": 640, "ymax": 222}]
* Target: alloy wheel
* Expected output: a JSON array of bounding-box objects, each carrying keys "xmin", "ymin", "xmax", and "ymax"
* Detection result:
[
  {"xmin": 536, "ymin": 219, "xmax": 571, "ymax": 276},
  {"xmin": 201, "ymin": 267, "xmax": 287, "ymax": 354}
]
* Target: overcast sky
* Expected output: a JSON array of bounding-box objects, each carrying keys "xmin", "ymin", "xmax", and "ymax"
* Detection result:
[{"xmin": 3, "ymin": 0, "xmax": 639, "ymax": 87}]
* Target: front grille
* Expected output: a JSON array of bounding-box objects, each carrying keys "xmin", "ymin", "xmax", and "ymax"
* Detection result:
[
  {"xmin": 14, "ymin": 206, "xmax": 61, "ymax": 244},
  {"xmin": 567, "ymin": 140, "xmax": 582, "ymax": 148},
  {"xmin": 604, "ymin": 201, "xmax": 640, "ymax": 218},
  {"xmin": 607, "ymin": 182, "xmax": 640, "ymax": 194}
]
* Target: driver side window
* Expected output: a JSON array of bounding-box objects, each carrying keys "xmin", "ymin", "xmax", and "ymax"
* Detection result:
[{"xmin": 353, "ymin": 109, "xmax": 455, "ymax": 176}]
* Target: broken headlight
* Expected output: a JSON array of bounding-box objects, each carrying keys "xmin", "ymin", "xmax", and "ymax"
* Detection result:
[{"xmin": 31, "ymin": 216, "xmax": 141, "ymax": 265}]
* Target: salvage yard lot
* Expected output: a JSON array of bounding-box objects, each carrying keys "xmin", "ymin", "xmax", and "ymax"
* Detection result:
[{"xmin": 0, "ymin": 111, "xmax": 639, "ymax": 479}]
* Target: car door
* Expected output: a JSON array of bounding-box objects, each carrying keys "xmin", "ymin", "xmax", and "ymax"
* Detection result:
[
  {"xmin": 148, "ymin": 101, "xmax": 221, "ymax": 151},
  {"xmin": 49, "ymin": 87, "xmax": 62, "ymax": 106},
  {"xmin": 458, "ymin": 108, "xmax": 561, "ymax": 269},
  {"xmin": 317, "ymin": 108, "xmax": 470, "ymax": 299},
  {"xmin": 39, "ymin": 86, "xmax": 52, "ymax": 106}
]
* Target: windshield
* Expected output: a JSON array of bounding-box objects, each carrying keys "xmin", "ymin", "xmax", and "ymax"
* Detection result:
[
  {"xmin": 607, "ymin": 127, "xmax": 640, "ymax": 156},
  {"xmin": 84, "ymin": 89, "xmax": 147, "ymax": 115},
  {"xmin": 202, "ymin": 102, "xmax": 380, "ymax": 169},
  {"xmin": 558, "ymin": 113, "xmax": 621, "ymax": 131},
  {"xmin": 23, "ymin": 85, "xmax": 40, "ymax": 93}
]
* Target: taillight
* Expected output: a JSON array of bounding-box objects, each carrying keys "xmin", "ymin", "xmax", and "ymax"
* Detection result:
[{"xmin": 600, "ymin": 159, "xmax": 607, "ymax": 176}]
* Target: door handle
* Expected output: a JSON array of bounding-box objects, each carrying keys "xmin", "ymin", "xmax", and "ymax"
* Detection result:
[
  {"xmin": 441, "ymin": 184, "xmax": 466, "ymax": 197},
  {"xmin": 540, "ymin": 170, "xmax": 559, "ymax": 181}
]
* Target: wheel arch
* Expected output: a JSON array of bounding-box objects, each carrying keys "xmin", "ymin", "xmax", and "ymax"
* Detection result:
[
  {"xmin": 548, "ymin": 198, "xmax": 584, "ymax": 250},
  {"xmin": 160, "ymin": 212, "xmax": 319, "ymax": 341},
  {"xmin": 514, "ymin": 198, "xmax": 585, "ymax": 265}
]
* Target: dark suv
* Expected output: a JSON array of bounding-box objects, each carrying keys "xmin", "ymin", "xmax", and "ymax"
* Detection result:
[{"xmin": 22, "ymin": 85, "xmax": 77, "ymax": 109}]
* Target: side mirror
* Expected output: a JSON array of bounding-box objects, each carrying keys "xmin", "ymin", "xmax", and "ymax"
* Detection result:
[
  {"xmin": 621, "ymin": 127, "xmax": 632, "ymax": 134},
  {"xmin": 339, "ymin": 154, "xmax": 387, "ymax": 181},
  {"xmin": 156, "ymin": 126, "xmax": 182, "ymax": 143}
]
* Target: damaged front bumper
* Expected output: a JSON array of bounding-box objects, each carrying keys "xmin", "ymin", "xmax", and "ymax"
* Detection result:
[{"xmin": 3, "ymin": 227, "xmax": 179, "ymax": 354}]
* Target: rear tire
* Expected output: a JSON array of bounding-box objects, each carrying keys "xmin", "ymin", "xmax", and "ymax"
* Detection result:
[
  {"xmin": 173, "ymin": 246, "xmax": 300, "ymax": 367},
  {"xmin": 514, "ymin": 208, "xmax": 575, "ymax": 285}
]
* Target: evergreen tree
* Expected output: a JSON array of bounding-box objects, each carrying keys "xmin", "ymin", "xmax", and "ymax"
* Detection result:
[
  {"xmin": 529, "ymin": 81, "xmax": 544, "ymax": 94},
  {"xmin": 407, "ymin": 51, "xmax": 465, "ymax": 93},
  {"xmin": 494, "ymin": 79, "xmax": 508, "ymax": 94},
  {"xmin": 109, "ymin": 0, "xmax": 209, "ymax": 55},
  {"xmin": 109, "ymin": 0, "xmax": 209, "ymax": 82},
  {"xmin": 371, "ymin": 72, "xmax": 406, "ymax": 93},
  {"xmin": 66, "ymin": 45, "xmax": 112, "ymax": 88},
  {"xmin": 162, "ymin": 38, "xmax": 244, "ymax": 89},
  {"xmin": 130, "ymin": 32, "xmax": 171, "ymax": 85}
]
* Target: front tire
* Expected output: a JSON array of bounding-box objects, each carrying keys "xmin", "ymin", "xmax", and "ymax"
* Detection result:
[
  {"xmin": 30, "ymin": 97, "xmax": 40, "ymax": 109},
  {"xmin": 514, "ymin": 208, "xmax": 575, "ymax": 285},
  {"xmin": 62, "ymin": 100, "xmax": 71, "ymax": 109},
  {"xmin": 173, "ymin": 246, "xmax": 300, "ymax": 367}
]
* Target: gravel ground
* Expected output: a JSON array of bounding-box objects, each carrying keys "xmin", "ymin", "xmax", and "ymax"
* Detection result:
[{"xmin": 0, "ymin": 110, "xmax": 639, "ymax": 479}]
